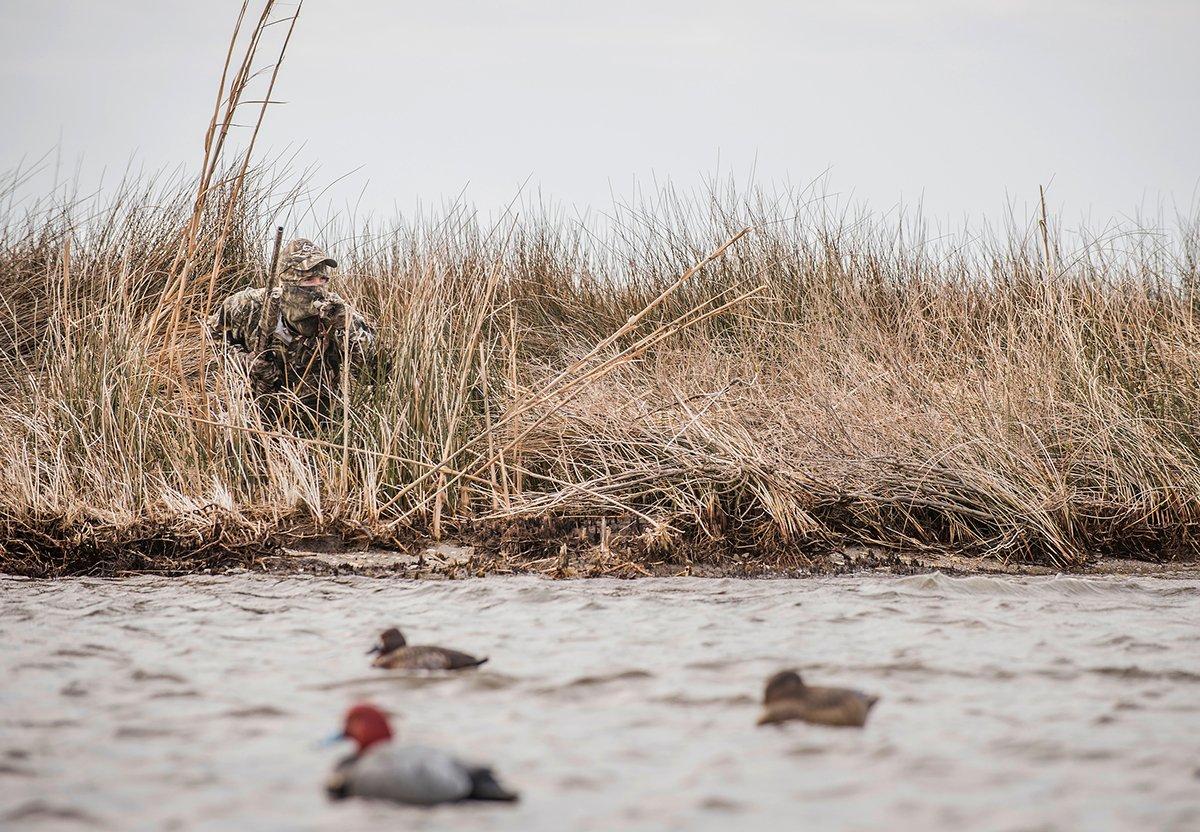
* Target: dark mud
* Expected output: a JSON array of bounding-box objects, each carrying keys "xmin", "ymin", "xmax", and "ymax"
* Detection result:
[{"xmin": 4, "ymin": 512, "xmax": 1199, "ymax": 579}]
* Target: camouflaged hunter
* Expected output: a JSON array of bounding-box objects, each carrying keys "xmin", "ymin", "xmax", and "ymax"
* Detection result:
[{"xmin": 207, "ymin": 238, "xmax": 375, "ymax": 414}]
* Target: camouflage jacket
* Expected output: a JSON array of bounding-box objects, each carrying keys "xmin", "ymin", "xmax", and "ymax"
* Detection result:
[{"xmin": 207, "ymin": 286, "xmax": 376, "ymax": 409}]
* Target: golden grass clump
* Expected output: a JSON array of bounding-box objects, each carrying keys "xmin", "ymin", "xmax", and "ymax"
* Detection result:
[{"xmin": 3, "ymin": 162, "xmax": 1200, "ymax": 576}]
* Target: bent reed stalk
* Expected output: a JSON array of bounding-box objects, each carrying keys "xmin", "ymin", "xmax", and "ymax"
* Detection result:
[{"xmin": 3, "ymin": 162, "xmax": 1200, "ymax": 576}]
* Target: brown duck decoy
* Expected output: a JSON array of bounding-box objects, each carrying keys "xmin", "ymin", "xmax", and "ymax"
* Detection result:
[
  {"xmin": 367, "ymin": 627, "xmax": 488, "ymax": 671},
  {"xmin": 756, "ymin": 669, "xmax": 879, "ymax": 728}
]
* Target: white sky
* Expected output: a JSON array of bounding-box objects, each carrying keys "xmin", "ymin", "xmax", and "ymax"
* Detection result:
[{"xmin": 2, "ymin": 0, "xmax": 1198, "ymax": 228}]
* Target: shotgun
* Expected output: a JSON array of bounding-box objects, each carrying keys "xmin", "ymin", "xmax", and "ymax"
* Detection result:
[{"xmin": 253, "ymin": 226, "xmax": 285, "ymax": 354}]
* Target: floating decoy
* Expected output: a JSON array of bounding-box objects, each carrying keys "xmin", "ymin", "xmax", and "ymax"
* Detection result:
[
  {"xmin": 756, "ymin": 669, "xmax": 879, "ymax": 727},
  {"xmin": 368, "ymin": 627, "xmax": 488, "ymax": 671},
  {"xmin": 326, "ymin": 703, "xmax": 518, "ymax": 805}
]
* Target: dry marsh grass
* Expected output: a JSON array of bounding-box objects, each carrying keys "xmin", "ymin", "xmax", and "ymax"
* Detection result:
[{"xmin": 3, "ymin": 162, "xmax": 1200, "ymax": 576}]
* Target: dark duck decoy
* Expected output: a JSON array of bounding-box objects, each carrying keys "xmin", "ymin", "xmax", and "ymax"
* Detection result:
[
  {"xmin": 368, "ymin": 627, "xmax": 488, "ymax": 671},
  {"xmin": 756, "ymin": 669, "xmax": 879, "ymax": 728},
  {"xmin": 326, "ymin": 703, "xmax": 519, "ymax": 805}
]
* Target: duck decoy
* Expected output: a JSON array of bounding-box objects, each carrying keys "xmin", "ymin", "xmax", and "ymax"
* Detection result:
[
  {"xmin": 756, "ymin": 669, "xmax": 879, "ymax": 727},
  {"xmin": 367, "ymin": 627, "xmax": 489, "ymax": 671},
  {"xmin": 326, "ymin": 703, "xmax": 519, "ymax": 805}
]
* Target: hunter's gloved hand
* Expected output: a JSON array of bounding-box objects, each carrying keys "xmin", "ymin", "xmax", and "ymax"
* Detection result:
[
  {"xmin": 318, "ymin": 298, "xmax": 350, "ymax": 330},
  {"xmin": 248, "ymin": 351, "xmax": 283, "ymax": 394}
]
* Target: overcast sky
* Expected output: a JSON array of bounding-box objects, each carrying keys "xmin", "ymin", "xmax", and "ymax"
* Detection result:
[{"xmin": 2, "ymin": 0, "xmax": 1198, "ymax": 228}]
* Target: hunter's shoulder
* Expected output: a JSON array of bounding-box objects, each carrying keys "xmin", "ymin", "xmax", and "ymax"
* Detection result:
[
  {"xmin": 224, "ymin": 286, "xmax": 270, "ymax": 306},
  {"xmin": 218, "ymin": 285, "xmax": 270, "ymax": 317},
  {"xmin": 208, "ymin": 285, "xmax": 268, "ymax": 331}
]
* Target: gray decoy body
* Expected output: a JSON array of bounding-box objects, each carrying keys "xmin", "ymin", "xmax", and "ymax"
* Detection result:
[
  {"xmin": 329, "ymin": 744, "xmax": 517, "ymax": 805},
  {"xmin": 368, "ymin": 627, "xmax": 488, "ymax": 671},
  {"xmin": 757, "ymin": 669, "xmax": 879, "ymax": 728}
]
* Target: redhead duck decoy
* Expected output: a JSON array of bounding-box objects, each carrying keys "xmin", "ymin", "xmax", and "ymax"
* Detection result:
[
  {"xmin": 326, "ymin": 703, "xmax": 519, "ymax": 805},
  {"xmin": 367, "ymin": 627, "xmax": 488, "ymax": 671},
  {"xmin": 756, "ymin": 669, "xmax": 879, "ymax": 728}
]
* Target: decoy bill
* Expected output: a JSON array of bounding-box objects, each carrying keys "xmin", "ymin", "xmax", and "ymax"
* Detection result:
[
  {"xmin": 756, "ymin": 669, "xmax": 879, "ymax": 728},
  {"xmin": 367, "ymin": 627, "xmax": 489, "ymax": 671}
]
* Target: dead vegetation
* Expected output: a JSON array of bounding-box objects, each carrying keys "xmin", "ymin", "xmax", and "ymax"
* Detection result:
[{"xmin": 4, "ymin": 160, "xmax": 1200, "ymax": 577}]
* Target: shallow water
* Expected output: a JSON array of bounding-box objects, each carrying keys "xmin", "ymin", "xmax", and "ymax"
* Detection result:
[{"xmin": 1, "ymin": 573, "xmax": 1198, "ymax": 831}]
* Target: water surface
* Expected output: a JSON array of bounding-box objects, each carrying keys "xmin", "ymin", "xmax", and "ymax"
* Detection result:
[{"xmin": 2, "ymin": 573, "xmax": 1198, "ymax": 831}]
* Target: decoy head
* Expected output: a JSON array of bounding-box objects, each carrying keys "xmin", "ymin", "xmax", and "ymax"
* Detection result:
[
  {"xmin": 367, "ymin": 627, "xmax": 407, "ymax": 655},
  {"xmin": 340, "ymin": 703, "xmax": 393, "ymax": 753},
  {"xmin": 763, "ymin": 669, "xmax": 807, "ymax": 704}
]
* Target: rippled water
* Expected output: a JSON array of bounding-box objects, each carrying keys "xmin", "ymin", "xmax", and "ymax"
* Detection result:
[{"xmin": 2, "ymin": 573, "xmax": 1198, "ymax": 831}]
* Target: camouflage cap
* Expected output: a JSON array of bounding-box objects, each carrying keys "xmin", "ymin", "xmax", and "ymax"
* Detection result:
[{"xmin": 280, "ymin": 238, "xmax": 337, "ymax": 275}]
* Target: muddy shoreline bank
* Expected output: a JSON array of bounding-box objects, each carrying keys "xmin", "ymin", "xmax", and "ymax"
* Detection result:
[
  {"xmin": 280, "ymin": 541, "xmax": 1200, "ymax": 581},
  {"xmin": 5, "ymin": 517, "xmax": 1199, "ymax": 580}
]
